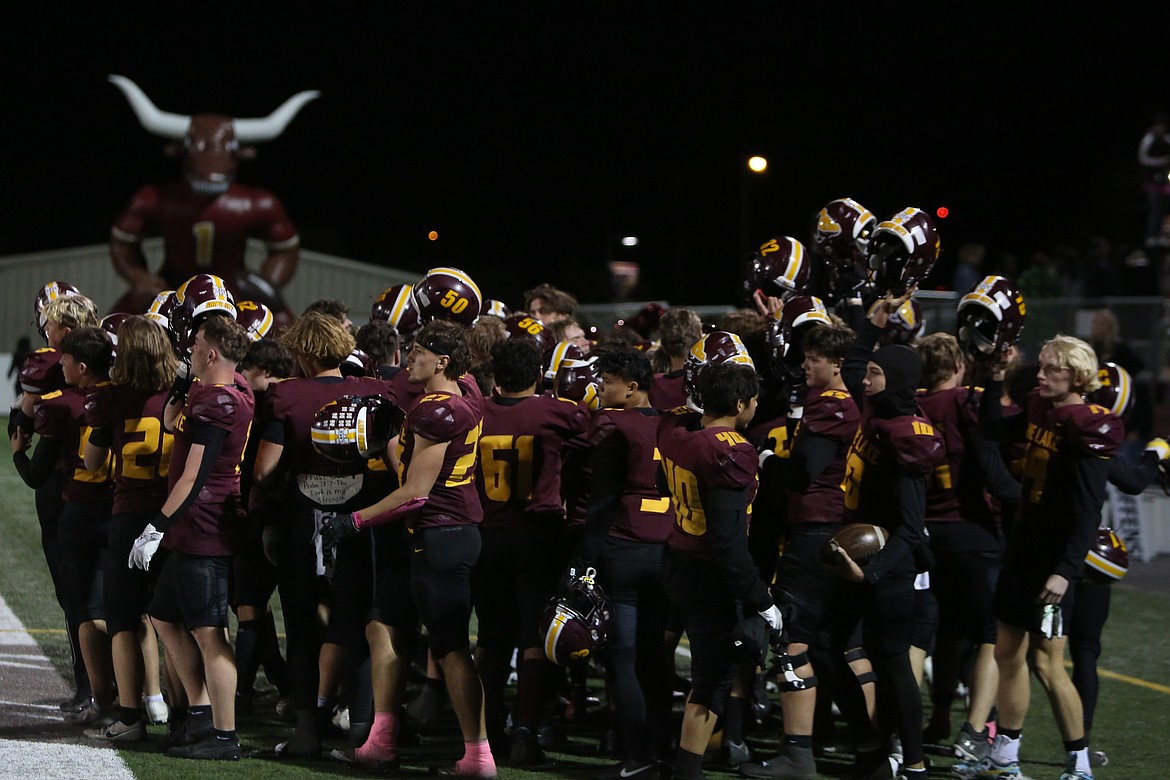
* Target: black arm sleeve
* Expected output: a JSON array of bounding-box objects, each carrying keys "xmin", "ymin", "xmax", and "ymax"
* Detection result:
[
  {"xmin": 573, "ymin": 436, "xmax": 628, "ymax": 566},
  {"xmin": 13, "ymin": 436, "xmax": 64, "ymax": 489},
  {"xmin": 977, "ymin": 379, "xmax": 1027, "ymax": 442},
  {"xmin": 971, "ymin": 432, "xmax": 1021, "ymax": 502},
  {"xmin": 154, "ymin": 422, "xmax": 228, "ymax": 533},
  {"xmin": 784, "ymin": 433, "xmax": 839, "ymax": 493},
  {"xmin": 707, "ymin": 486, "xmax": 772, "ymax": 612},
  {"xmin": 1053, "ymin": 456, "xmax": 1111, "ymax": 581},
  {"xmin": 1108, "ymin": 452, "xmax": 1160, "ymax": 495},
  {"xmin": 863, "ymin": 471, "xmax": 927, "ymax": 585},
  {"xmin": 88, "ymin": 427, "xmax": 113, "ymax": 448},
  {"xmin": 842, "ymin": 322, "xmax": 884, "ymax": 405}
]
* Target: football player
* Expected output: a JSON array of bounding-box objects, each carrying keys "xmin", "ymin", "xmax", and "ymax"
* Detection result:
[
  {"xmin": 968, "ymin": 336, "xmax": 1124, "ymax": 780},
  {"xmin": 648, "ymin": 308, "xmax": 703, "ymax": 412},
  {"xmin": 658, "ymin": 362, "xmax": 783, "ymax": 780},
  {"xmin": 136, "ymin": 314, "xmax": 255, "ymax": 760},
  {"xmin": 742, "ymin": 322, "xmax": 862, "ymax": 780},
  {"xmin": 324, "ymin": 319, "xmax": 494, "ymax": 778},
  {"xmin": 13, "ymin": 326, "xmax": 116, "ymax": 728},
  {"xmin": 470, "ymin": 338, "xmax": 590, "ymax": 763},
  {"xmin": 567, "ymin": 348, "xmax": 675, "ymax": 778},
  {"xmin": 523, "ymin": 283, "xmax": 579, "ymax": 325},
  {"xmin": 82, "ymin": 316, "xmax": 179, "ymax": 740},
  {"xmin": 252, "ymin": 311, "xmax": 396, "ymax": 759},
  {"xmin": 830, "ymin": 292, "xmax": 946, "ymax": 780}
]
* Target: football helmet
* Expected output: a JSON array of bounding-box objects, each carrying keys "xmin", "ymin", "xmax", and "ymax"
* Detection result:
[
  {"xmin": 554, "ymin": 356, "xmax": 602, "ymax": 411},
  {"xmin": 684, "ymin": 331, "xmax": 756, "ymax": 411},
  {"xmin": 1084, "ymin": 527, "xmax": 1129, "ymax": 583},
  {"xmin": 540, "ymin": 567, "xmax": 611, "ymax": 666},
  {"xmin": 235, "ymin": 300, "xmax": 275, "ymax": 342},
  {"xmin": 504, "ymin": 314, "xmax": 556, "ymax": 356},
  {"xmin": 813, "ymin": 197, "xmax": 876, "ymax": 294},
  {"xmin": 310, "ymin": 394, "xmax": 403, "ymax": 462},
  {"xmin": 1089, "ymin": 362, "xmax": 1134, "ymax": 418},
  {"xmin": 765, "ymin": 296, "xmax": 832, "ymax": 385},
  {"xmin": 411, "ymin": 267, "xmax": 483, "ymax": 328},
  {"xmin": 744, "ymin": 236, "xmax": 813, "ymax": 302},
  {"xmin": 171, "ymin": 274, "xmax": 237, "ymax": 352},
  {"xmin": 100, "ymin": 312, "xmax": 133, "ymax": 347},
  {"xmin": 955, "ymin": 275, "xmax": 1027, "ymax": 361},
  {"xmin": 481, "ymin": 298, "xmax": 512, "ymax": 320},
  {"xmin": 545, "ymin": 340, "xmax": 587, "ymax": 382},
  {"xmin": 340, "ymin": 349, "xmax": 377, "ymax": 378},
  {"xmin": 866, "ymin": 208, "xmax": 941, "ymax": 296},
  {"xmin": 144, "ymin": 290, "xmax": 181, "ymax": 350},
  {"xmin": 34, "ymin": 281, "xmax": 83, "ymax": 340},
  {"xmin": 370, "ymin": 284, "xmax": 422, "ymax": 337},
  {"xmin": 866, "ymin": 298, "xmax": 926, "ymax": 346}
]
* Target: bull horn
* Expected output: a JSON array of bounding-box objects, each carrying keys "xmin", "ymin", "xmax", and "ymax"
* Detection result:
[
  {"xmin": 108, "ymin": 74, "xmax": 191, "ymax": 139},
  {"xmin": 233, "ymin": 89, "xmax": 321, "ymax": 143}
]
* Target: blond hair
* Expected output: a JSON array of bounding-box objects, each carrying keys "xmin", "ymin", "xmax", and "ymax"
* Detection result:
[
  {"xmin": 1041, "ymin": 334, "xmax": 1101, "ymax": 393},
  {"xmin": 42, "ymin": 295, "xmax": 99, "ymax": 330},
  {"xmin": 280, "ymin": 311, "xmax": 356, "ymax": 368},
  {"xmin": 916, "ymin": 332, "xmax": 965, "ymax": 390}
]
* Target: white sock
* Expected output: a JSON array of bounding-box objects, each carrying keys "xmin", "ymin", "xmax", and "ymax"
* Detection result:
[
  {"xmin": 1074, "ymin": 747, "xmax": 1091, "ymax": 773},
  {"xmin": 992, "ymin": 734, "xmax": 1021, "ymax": 764},
  {"xmin": 144, "ymin": 693, "xmax": 164, "ymax": 705}
]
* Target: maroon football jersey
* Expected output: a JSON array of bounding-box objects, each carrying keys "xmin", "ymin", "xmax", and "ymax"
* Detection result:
[
  {"xmin": 916, "ymin": 386, "xmax": 997, "ymax": 525},
  {"xmin": 262, "ymin": 375, "xmax": 395, "ymax": 478},
  {"xmin": 112, "ymin": 182, "xmax": 298, "ymax": 287},
  {"xmin": 841, "ymin": 410, "xmax": 946, "ymax": 530},
  {"xmin": 478, "ymin": 394, "xmax": 590, "ymax": 529},
  {"xmin": 1017, "ymin": 390, "xmax": 1123, "ymax": 527},
  {"xmin": 163, "ymin": 375, "xmax": 255, "ymax": 556},
  {"xmin": 787, "ymin": 388, "xmax": 860, "ymax": 523},
  {"xmin": 398, "ymin": 375, "xmax": 485, "ymax": 529},
  {"xmin": 648, "ymin": 370, "xmax": 688, "ymax": 413},
  {"xmin": 19, "ymin": 347, "xmax": 67, "ymax": 395},
  {"xmin": 589, "ymin": 406, "xmax": 675, "ymax": 543},
  {"xmin": 658, "ymin": 409, "xmax": 758, "ymax": 559},
  {"xmin": 86, "ymin": 383, "xmax": 173, "ymax": 515},
  {"xmin": 34, "ymin": 387, "xmax": 113, "ymax": 503}
]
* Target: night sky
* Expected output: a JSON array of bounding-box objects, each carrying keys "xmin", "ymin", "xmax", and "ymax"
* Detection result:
[{"xmin": 4, "ymin": 5, "xmax": 1170, "ymax": 309}]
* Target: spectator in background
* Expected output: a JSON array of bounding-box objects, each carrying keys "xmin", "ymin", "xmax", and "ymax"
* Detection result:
[
  {"xmin": 1090, "ymin": 309, "xmax": 1153, "ymax": 445},
  {"xmin": 951, "ymin": 243, "xmax": 986, "ymax": 295},
  {"xmin": 1138, "ymin": 111, "xmax": 1170, "ymax": 247},
  {"xmin": 1017, "ymin": 251, "xmax": 1062, "ymax": 300},
  {"xmin": 523, "ymin": 284, "xmax": 578, "ymax": 325}
]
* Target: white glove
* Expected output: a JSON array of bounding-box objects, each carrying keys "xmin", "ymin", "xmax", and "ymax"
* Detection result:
[
  {"xmin": 1145, "ymin": 437, "xmax": 1170, "ymax": 462},
  {"xmin": 129, "ymin": 524, "xmax": 164, "ymax": 571},
  {"xmin": 758, "ymin": 603, "xmax": 784, "ymax": 632},
  {"xmin": 758, "ymin": 449, "xmax": 775, "ymax": 469}
]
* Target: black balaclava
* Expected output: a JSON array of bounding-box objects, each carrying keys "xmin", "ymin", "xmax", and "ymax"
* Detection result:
[{"xmin": 868, "ymin": 344, "xmax": 922, "ymax": 418}]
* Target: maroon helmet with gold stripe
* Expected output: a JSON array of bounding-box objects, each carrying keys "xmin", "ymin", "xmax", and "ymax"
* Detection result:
[
  {"xmin": 956, "ymin": 275, "xmax": 1027, "ymax": 361},
  {"xmin": 866, "ymin": 207, "xmax": 941, "ymax": 296},
  {"xmin": 411, "ymin": 267, "xmax": 483, "ymax": 328},
  {"xmin": 371, "ymin": 283, "xmax": 422, "ymax": 338},
  {"xmin": 743, "ymin": 236, "xmax": 813, "ymax": 302},
  {"xmin": 1084, "ymin": 527, "xmax": 1129, "ymax": 583},
  {"xmin": 1088, "ymin": 362, "xmax": 1134, "ymax": 419}
]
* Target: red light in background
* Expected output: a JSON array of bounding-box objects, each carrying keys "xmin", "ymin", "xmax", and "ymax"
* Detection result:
[{"xmin": 935, "ymin": 207, "xmax": 949, "ymax": 219}]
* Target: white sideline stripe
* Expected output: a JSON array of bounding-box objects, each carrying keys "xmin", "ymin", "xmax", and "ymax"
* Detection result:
[
  {"xmin": 0, "ymin": 596, "xmax": 135, "ymax": 778},
  {"xmin": 0, "ymin": 660, "xmax": 55, "ymax": 671},
  {"xmin": 0, "ymin": 594, "xmax": 36, "ymax": 646},
  {"xmin": 0, "ymin": 739, "xmax": 135, "ymax": 778},
  {"xmin": 0, "ymin": 699, "xmax": 62, "ymax": 712},
  {"xmin": 0, "ymin": 652, "xmax": 52, "ymax": 662}
]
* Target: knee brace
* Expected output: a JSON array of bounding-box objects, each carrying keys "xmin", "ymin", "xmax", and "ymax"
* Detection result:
[
  {"xmin": 774, "ymin": 649, "xmax": 818, "ymax": 692},
  {"xmin": 844, "ymin": 647, "xmax": 877, "ymax": 686}
]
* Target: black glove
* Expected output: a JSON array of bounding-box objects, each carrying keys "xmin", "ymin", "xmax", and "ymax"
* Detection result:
[
  {"xmin": 321, "ymin": 511, "xmax": 359, "ymax": 548},
  {"xmin": 168, "ymin": 359, "xmax": 194, "ymax": 407}
]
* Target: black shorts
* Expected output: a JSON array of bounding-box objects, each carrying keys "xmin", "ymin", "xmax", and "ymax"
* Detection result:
[
  {"xmin": 929, "ymin": 543, "xmax": 1000, "ymax": 645},
  {"xmin": 105, "ymin": 511, "xmax": 162, "ymax": 634},
  {"xmin": 149, "ymin": 552, "xmax": 232, "ymax": 629},
  {"xmin": 410, "ymin": 525, "xmax": 482, "ymax": 659},
  {"xmin": 58, "ymin": 500, "xmax": 112, "ymax": 622},
  {"xmin": 773, "ymin": 524, "xmax": 842, "ymax": 645},
  {"xmin": 994, "ymin": 563, "xmax": 1079, "ymax": 635},
  {"xmin": 662, "ymin": 548, "xmax": 738, "ymax": 697}
]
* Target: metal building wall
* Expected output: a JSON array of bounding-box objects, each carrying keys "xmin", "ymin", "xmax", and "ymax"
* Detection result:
[{"xmin": 0, "ymin": 240, "xmax": 423, "ymax": 348}]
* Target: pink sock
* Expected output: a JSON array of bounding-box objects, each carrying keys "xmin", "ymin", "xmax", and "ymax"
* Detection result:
[
  {"xmin": 366, "ymin": 711, "xmax": 399, "ymax": 753},
  {"xmin": 986, "ymin": 720, "xmax": 997, "ymax": 740},
  {"xmin": 453, "ymin": 738, "xmax": 496, "ymax": 777}
]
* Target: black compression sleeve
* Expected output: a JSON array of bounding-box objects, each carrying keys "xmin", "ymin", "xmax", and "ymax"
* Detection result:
[
  {"xmin": 1054, "ymin": 456, "xmax": 1111, "ymax": 581},
  {"xmin": 863, "ymin": 471, "xmax": 926, "ymax": 585},
  {"xmin": 842, "ymin": 322, "xmax": 884, "ymax": 406},
  {"xmin": 13, "ymin": 436, "xmax": 64, "ymax": 489},
  {"xmin": 574, "ymin": 436, "xmax": 627, "ymax": 566},
  {"xmin": 706, "ymin": 487, "xmax": 772, "ymax": 612},
  {"xmin": 785, "ymin": 433, "xmax": 839, "ymax": 492},
  {"xmin": 1108, "ymin": 453, "xmax": 1159, "ymax": 495},
  {"xmin": 154, "ymin": 422, "xmax": 228, "ymax": 533}
]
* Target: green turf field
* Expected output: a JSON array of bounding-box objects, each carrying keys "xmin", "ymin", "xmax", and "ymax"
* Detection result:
[{"xmin": 2, "ymin": 418, "xmax": 1168, "ymax": 779}]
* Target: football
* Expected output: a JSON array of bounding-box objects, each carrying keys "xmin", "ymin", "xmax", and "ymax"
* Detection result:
[{"xmin": 823, "ymin": 523, "xmax": 889, "ymax": 566}]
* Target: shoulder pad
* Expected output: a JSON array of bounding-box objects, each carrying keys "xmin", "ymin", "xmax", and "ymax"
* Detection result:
[
  {"xmin": 1062, "ymin": 404, "xmax": 1124, "ymax": 458},
  {"xmin": 189, "ymin": 383, "xmax": 250, "ymax": 428},
  {"xmin": 410, "ymin": 394, "xmax": 462, "ymax": 441},
  {"xmin": 872, "ymin": 416, "xmax": 946, "ymax": 475}
]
